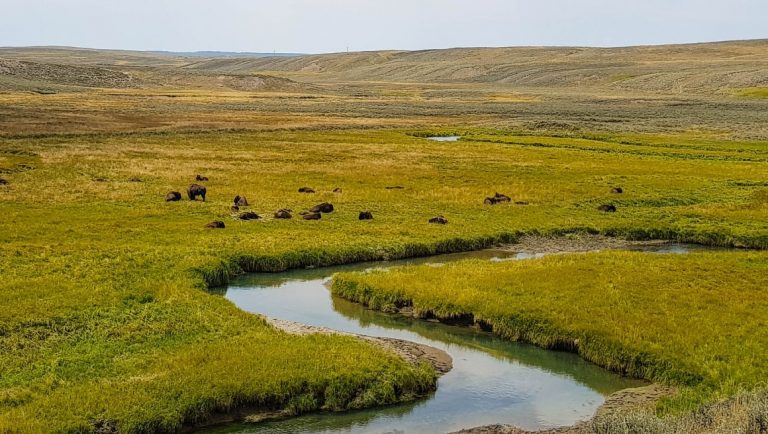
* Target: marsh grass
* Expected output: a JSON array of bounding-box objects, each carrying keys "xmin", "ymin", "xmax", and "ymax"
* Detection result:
[
  {"xmin": 1, "ymin": 127, "xmax": 767, "ymax": 431},
  {"xmin": 331, "ymin": 251, "xmax": 768, "ymax": 424}
]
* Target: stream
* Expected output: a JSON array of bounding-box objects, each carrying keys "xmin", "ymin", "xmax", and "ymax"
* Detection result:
[{"xmin": 211, "ymin": 244, "xmax": 709, "ymax": 433}]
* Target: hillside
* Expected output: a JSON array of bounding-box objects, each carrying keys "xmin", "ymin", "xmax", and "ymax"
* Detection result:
[{"xmin": 1, "ymin": 40, "xmax": 767, "ymax": 93}]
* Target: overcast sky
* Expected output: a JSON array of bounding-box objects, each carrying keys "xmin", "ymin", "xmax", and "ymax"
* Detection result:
[{"xmin": 1, "ymin": 0, "xmax": 766, "ymax": 53}]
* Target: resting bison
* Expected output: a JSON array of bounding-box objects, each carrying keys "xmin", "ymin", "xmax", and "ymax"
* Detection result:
[
  {"xmin": 385, "ymin": 186, "xmax": 404, "ymax": 190},
  {"xmin": 195, "ymin": 174, "xmax": 209, "ymax": 181},
  {"xmin": 311, "ymin": 202, "xmax": 334, "ymax": 213},
  {"xmin": 333, "ymin": 187, "xmax": 343, "ymax": 193},
  {"xmin": 234, "ymin": 195, "xmax": 249, "ymax": 206},
  {"xmin": 484, "ymin": 192, "xmax": 512, "ymax": 205},
  {"xmin": 598, "ymin": 204, "xmax": 617, "ymax": 212},
  {"xmin": 274, "ymin": 209, "xmax": 293, "ymax": 219},
  {"xmin": 611, "ymin": 187, "xmax": 624, "ymax": 194},
  {"xmin": 302, "ymin": 212, "xmax": 321, "ymax": 220},
  {"xmin": 165, "ymin": 191, "xmax": 182, "ymax": 202},
  {"xmin": 0, "ymin": 178, "xmax": 8, "ymax": 185},
  {"xmin": 231, "ymin": 205, "xmax": 240, "ymax": 212},
  {"xmin": 429, "ymin": 216, "xmax": 448, "ymax": 224},
  {"xmin": 187, "ymin": 184, "xmax": 206, "ymax": 201},
  {"xmin": 205, "ymin": 221, "xmax": 225, "ymax": 229},
  {"xmin": 129, "ymin": 177, "xmax": 142, "ymax": 183},
  {"xmin": 298, "ymin": 187, "xmax": 315, "ymax": 193},
  {"xmin": 359, "ymin": 211, "xmax": 373, "ymax": 220},
  {"xmin": 239, "ymin": 211, "xmax": 261, "ymax": 220}
]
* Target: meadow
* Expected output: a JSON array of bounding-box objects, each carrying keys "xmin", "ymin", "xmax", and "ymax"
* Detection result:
[{"xmin": 1, "ymin": 41, "xmax": 767, "ymax": 433}]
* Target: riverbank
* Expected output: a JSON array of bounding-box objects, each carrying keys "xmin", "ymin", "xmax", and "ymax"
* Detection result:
[{"xmin": 331, "ymin": 249, "xmax": 768, "ymax": 431}]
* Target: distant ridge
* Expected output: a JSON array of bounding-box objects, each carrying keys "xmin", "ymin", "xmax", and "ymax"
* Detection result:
[{"xmin": 151, "ymin": 51, "xmax": 305, "ymax": 58}]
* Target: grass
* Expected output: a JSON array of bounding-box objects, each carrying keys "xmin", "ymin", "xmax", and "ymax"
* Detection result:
[
  {"xmin": 1, "ymin": 123, "xmax": 767, "ymax": 432},
  {"xmin": 735, "ymin": 87, "xmax": 768, "ymax": 99},
  {"xmin": 331, "ymin": 250, "xmax": 768, "ymax": 423}
]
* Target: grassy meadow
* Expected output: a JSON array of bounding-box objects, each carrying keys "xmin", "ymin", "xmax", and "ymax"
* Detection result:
[
  {"xmin": 1, "ymin": 41, "xmax": 767, "ymax": 433},
  {"xmin": 1, "ymin": 126, "xmax": 767, "ymax": 432}
]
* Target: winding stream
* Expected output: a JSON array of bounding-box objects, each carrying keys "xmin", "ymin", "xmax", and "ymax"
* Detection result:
[{"xmin": 212, "ymin": 244, "xmax": 708, "ymax": 434}]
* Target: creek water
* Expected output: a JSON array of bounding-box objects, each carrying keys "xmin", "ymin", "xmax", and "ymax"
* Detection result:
[
  {"xmin": 213, "ymin": 244, "xmax": 706, "ymax": 434},
  {"xmin": 426, "ymin": 136, "xmax": 461, "ymax": 142}
]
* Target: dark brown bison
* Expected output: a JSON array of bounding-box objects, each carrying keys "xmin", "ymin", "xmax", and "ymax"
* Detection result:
[
  {"xmin": 359, "ymin": 211, "xmax": 373, "ymax": 220},
  {"xmin": 484, "ymin": 192, "xmax": 512, "ymax": 205},
  {"xmin": 311, "ymin": 202, "xmax": 334, "ymax": 213},
  {"xmin": 239, "ymin": 211, "xmax": 261, "ymax": 220},
  {"xmin": 611, "ymin": 187, "xmax": 624, "ymax": 194},
  {"xmin": 187, "ymin": 184, "xmax": 206, "ymax": 201},
  {"xmin": 515, "ymin": 201, "xmax": 529, "ymax": 205},
  {"xmin": 231, "ymin": 205, "xmax": 240, "ymax": 212},
  {"xmin": 302, "ymin": 212, "xmax": 321, "ymax": 220},
  {"xmin": 385, "ymin": 186, "xmax": 404, "ymax": 190},
  {"xmin": 0, "ymin": 178, "xmax": 7, "ymax": 185},
  {"xmin": 298, "ymin": 187, "xmax": 315, "ymax": 193},
  {"xmin": 129, "ymin": 177, "xmax": 142, "ymax": 182},
  {"xmin": 274, "ymin": 209, "xmax": 293, "ymax": 219},
  {"xmin": 205, "ymin": 221, "xmax": 225, "ymax": 229},
  {"xmin": 333, "ymin": 187, "xmax": 343, "ymax": 193},
  {"xmin": 195, "ymin": 174, "xmax": 209, "ymax": 181},
  {"xmin": 165, "ymin": 191, "xmax": 182, "ymax": 202},
  {"xmin": 598, "ymin": 204, "xmax": 617, "ymax": 212},
  {"xmin": 234, "ymin": 195, "xmax": 249, "ymax": 206},
  {"xmin": 429, "ymin": 216, "xmax": 448, "ymax": 224}
]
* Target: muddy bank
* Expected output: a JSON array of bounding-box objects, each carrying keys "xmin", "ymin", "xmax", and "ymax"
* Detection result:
[
  {"xmin": 266, "ymin": 317, "xmax": 453, "ymax": 375},
  {"xmin": 496, "ymin": 234, "xmax": 671, "ymax": 255},
  {"xmin": 452, "ymin": 384, "xmax": 676, "ymax": 434}
]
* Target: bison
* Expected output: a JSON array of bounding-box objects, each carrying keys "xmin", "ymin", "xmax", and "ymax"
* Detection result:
[
  {"xmin": 205, "ymin": 221, "xmax": 225, "ymax": 229},
  {"xmin": 311, "ymin": 202, "xmax": 334, "ymax": 213},
  {"xmin": 0, "ymin": 178, "xmax": 8, "ymax": 185},
  {"xmin": 611, "ymin": 187, "xmax": 624, "ymax": 194},
  {"xmin": 165, "ymin": 191, "xmax": 182, "ymax": 202},
  {"xmin": 195, "ymin": 174, "xmax": 209, "ymax": 181},
  {"xmin": 598, "ymin": 204, "xmax": 617, "ymax": 212},
  {"xmin": 298, "ymin": 187, "xmax": 315, "ymax": 193},
  {"xmin": 274, "ymin": 209, "xmax": 293, "ymax": 219},
  {"xmin": 333, "ymin": 187, "xmax": 343, "ymax": 193},
  {"xmin": 484, "ymin": 192, "xmax": 512, "ymax": 205},
  {"xmin": 302, "ymin": 212, "xmax": 321, "ymax": 220},
  {"xmin": 187, "ymin": 184, "xmax": 207, "ymax": 201},
  {"xmin": 429, "ymin": 216, "xmax": 448, "ymax": 224},
  {"xmin": 239, "ymin": 211, "xmax": 261, "ymax": 220},
  {"xmin": 385, "ymin": 186, "xmax": 404, "ymax": 190},
  {"xmin": 359, "ymin": 211, "xmax": 373, "ymax": 220},
  {"xmin": 234, "ymin": 195, "xmax": 249, "ymax": 206}
]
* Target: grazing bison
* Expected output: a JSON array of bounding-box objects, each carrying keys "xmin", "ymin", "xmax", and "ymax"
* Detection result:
[
  {"xmin": 239, "ymin": 211, "xmax": 261, "ymax": 220},
  {"xmin": 311, "ymin": 202, "xmax": 334, "ymax": 213},
  {"xmin": 298, "ymin": 187, "xmax": 315, "ymax": 193},
  {"xmin": 333, "ymin": 187, "xmax": 343, "ymax": 193},
  {"xmin": 484, "ymin": 192, "xmax": 512, "ymax": 205},
  {"xmin": 302, "ymin": 212, "xmax": 321, "ymax": 220},
  {"xmin": 195, "ymin": 174, "xmax": 209, "ymax": 181},
  {"xmin": 205, "ymin": 221, "xmax": 225, "ymax": 229},
  {"xmin": 611, "ymin": 187, "xmax": 624, "ymax": 194},
  {"xmin": 234, "ymin": 195, "xmax": 249, "ymax": 206},
  {"xmin": 429, "ymin": 216, "xmax": 448, "ymax": 224},
  {"xmin": 598, "ymin": 204, "xmax": 617, "ymax": 212},
  {"xmin": 187, "ymin": 184, "xmax": 206, "ymax": 201},
  {"xmin": 165, "ymin": 191, "xmax": 182, "ymax": 202},
  {"xmin": 274, "ymin": 209, "xmax": 293, "ymax": 219},
  {"xmin": 0, "ymin": 178, "xmax": 7, "ymax": 185},
  {"xmin": 359, "ymin": 211, "xmax": 373, "ymax": 220}
]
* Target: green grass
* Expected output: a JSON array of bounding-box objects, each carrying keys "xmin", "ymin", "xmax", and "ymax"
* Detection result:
[
  {"xmin": 735, "ymin": 87, "xmax": 768, "ymax": 99},
  {"xmin": 331, "ymin": 251, "xmax": 768, "ymax": 414},
  {"xmin": 1, "ymin": 127, "xmax": 768, "ymax": 432}
]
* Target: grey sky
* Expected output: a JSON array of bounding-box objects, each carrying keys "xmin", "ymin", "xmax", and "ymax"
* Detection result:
[{"xmin": 1, "ymin": 0, "xmax": 766, "ymax": 53}]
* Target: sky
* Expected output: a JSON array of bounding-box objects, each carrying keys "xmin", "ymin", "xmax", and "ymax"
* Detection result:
[{"xmin": 1, "ymin": 0, "xmax": 766, "ymax": 53}]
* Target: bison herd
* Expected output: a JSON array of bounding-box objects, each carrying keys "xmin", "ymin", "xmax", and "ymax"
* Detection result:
[{"xmin": 164, "ymin": 175, "xmax": 624, "ymax": 229}]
